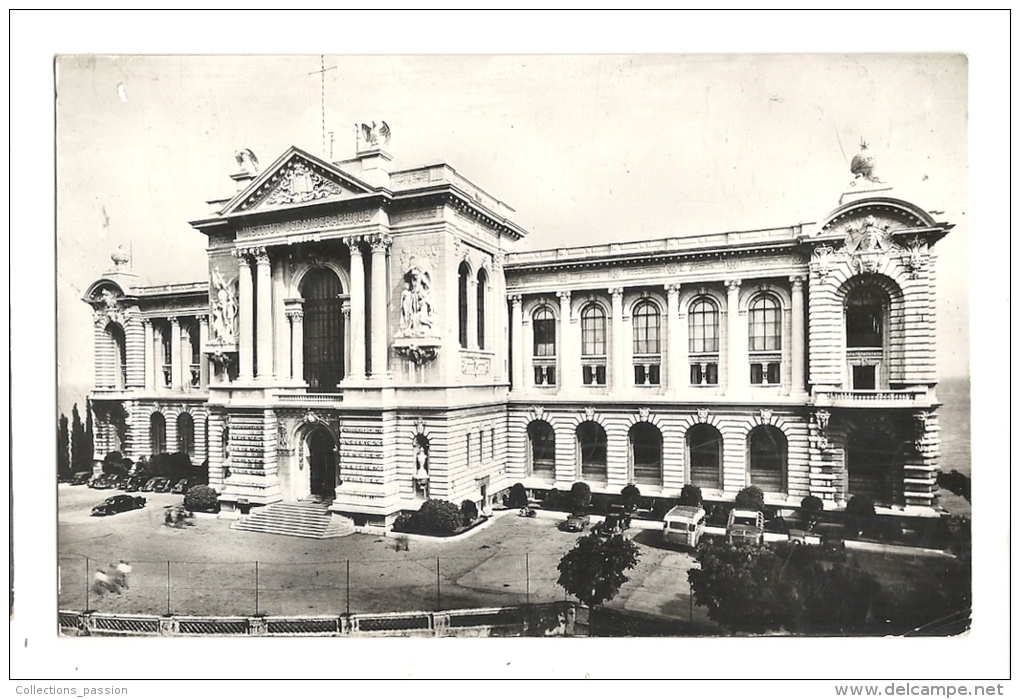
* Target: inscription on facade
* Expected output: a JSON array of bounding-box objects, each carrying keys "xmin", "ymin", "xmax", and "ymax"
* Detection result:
[{"xmin": 238, "ymin": 211, "xmax": 373, "ymax": 240}]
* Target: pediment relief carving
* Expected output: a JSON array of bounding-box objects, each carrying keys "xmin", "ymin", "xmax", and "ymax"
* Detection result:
[{"xmin": 236, "ymin": 158, "xmax": 356, "ymax": 212}]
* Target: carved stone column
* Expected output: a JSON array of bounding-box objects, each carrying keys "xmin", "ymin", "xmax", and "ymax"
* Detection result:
[
  {"xmin": 169, "ymin": 317, "xmax": 182, "ymax": 391},
  {"xmin": 197, "ymin": 314, "xmax": 209, "ymax": 388},
  {"xmin": 345, "ymin": 237, "xmax": 366, "ymax": 381},
  {"xmin": 609, "ymin": 287, "xmax": 625, "ymax": 390},
  {"xmin": 557, "ymin": 290, "xmax": 572, "ymax": 392},
  {"xmin": 341, "ymin": 301, "xmax": 351, "ymax": 382},
  {"xmin": 467, "ymin": 277, "xmax": 479, "ymax": 351},
  {"xmin": 665, "ymin": 284, "xmax": 681, "ymax": 395},
  {"xmin": 142, "ymin": 318, "xmax": 153, "ymax": 391},
  {"xmin": 368, "ymin": 233, "xmax": 392, "ymax": 380},
  {"xmin": 286, "ymin": 305, "xmax": 304, "ymax": 383},
  {"xmin": 152, "ymin": 322, "xmax": 163, "ymax": 389},
  {"xmin": 234, "ymin": 249, "xmax": 254, "ymax": 381},
  {"xmin": 725, "ymin": 279, "xmax": 742, "ymax": 396},
  {"xmin": 253, "ymin": 247, "xmax": 273, "ymax": 381},
  {"xmin": 509, "ymin": 294, "xmax": 524, "ymax": 392},
  {"xmin": 790, "ymin": 275, "xmax": 806, "ymax": 395}
]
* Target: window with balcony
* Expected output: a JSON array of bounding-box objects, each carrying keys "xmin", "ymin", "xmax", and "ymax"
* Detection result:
[
  {"xmin": 749, "ymin": 294, "xmax": 782, "ymax": 386},
  {"xmin": 581, "ymin": 303, "xmax": 607, "ymax": 386},
  {"xmin": 845, "ymin": 286, "xmax": 888, "ymax": 390},
  {"xmin": 188, "ymin": 323, "xmax": 201, "ymax": 388},
  {"xmin": 688, "ymin": 298, "xmax": 719, "ymax": 386},
  {"xmin": 105, "ymin": 323, "xmax": 127, "ymax": 389},
  {"xmin": 532, "ymin": 305, "xmax": 557, "ymax": 386},
  {"xmin": 632, "ymin": 301, "xmax": 661, "ymax": 386},
  {"xmin": 160, "ymin": 326, "xmax": 172, "ymax": 388}
]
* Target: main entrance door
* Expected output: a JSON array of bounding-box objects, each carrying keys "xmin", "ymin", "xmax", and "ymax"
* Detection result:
[
  {"xmin": 307, "ymin": 427, "xmax": 337, "ymax": 499},
  {"xmin": 302, "ymin": 268, "xmax": 345, "ymax": 391}
]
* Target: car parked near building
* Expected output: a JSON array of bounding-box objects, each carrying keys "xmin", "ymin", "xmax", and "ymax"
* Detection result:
[
  {"xmin": 561, "ymin": 512, "xmax": 590, "ymax": 532},
  {"xmin": 70, "ymin": 471, "xmax": 93, "ymax": 486},
  {"xmin": 726, "ymin": 508, "xmax": 765, "ymax": 546},
  {"xmin": 662, "ymin": 505, "xmax": 707, "ymax": 547},
  {"xmin": 91, "ymin": 494, "xmax": 146, "ymax": 517},
  {"xmin": 171, "ymin": 478, "xmax": 190, "ymax": 495}
]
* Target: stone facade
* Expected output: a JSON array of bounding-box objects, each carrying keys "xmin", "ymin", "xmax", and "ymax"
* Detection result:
[{"xmin": 83, "ymin": 138, "xmax": 953, "ymax": 524}]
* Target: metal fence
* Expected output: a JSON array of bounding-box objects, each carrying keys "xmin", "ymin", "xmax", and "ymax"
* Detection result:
[{"xmin": 58, "ymin": 551, "xmax": 586, "ymax": 618}]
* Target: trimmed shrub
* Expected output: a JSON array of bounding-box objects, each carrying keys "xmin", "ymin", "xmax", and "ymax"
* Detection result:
[
  {"xmin": 590, "ymin": 492, "xmax": 611, "ymax": 515},
  {"xmin": 183, "ymin": 485, "xmax": 219, "ymax": 513},
  {"xmin": 460, "ymin": 499, "xmax": 479, "ymax": 525},
  {"xmin": 801, "ymin": 495, "xmax": 824, "ymax": 512},
  {"xmin": 415, "ymin": 499, "xmax": 463, "ymax": 535},
  {"xmin": 506, "ymin": 482, "xmax": 529, "ymax": 508},
  {"xmin": 168, "ymin": 452, "xmax": 193, "ymax": 481},
  {"xmin": 621, "ymin": 484, "xmax": 642, "ymax": 513},
  {"xmin": 392, "ymin": 512, "xmax": 415, "ymax": 533},
  {"xmin": 148, "ymin": 453, "xmax": 173, "ymax": 478},
  {"xmin": 569, "ymin": 482, "xmax": 592, "ymax": 512},
  {"xmin": 845, "ymin": 495, "xmax": 875, "ymax": 518},
  {"xmin": 678, "ymin": 484, "xmax": 703, "ymax": 508},
  {"xmin": 102, "ymin": 451, "xmax": 130, "ymax": 476},
  {"xmin": 735, "ymin": 485, "xmax": 765, "ymax": 512}
]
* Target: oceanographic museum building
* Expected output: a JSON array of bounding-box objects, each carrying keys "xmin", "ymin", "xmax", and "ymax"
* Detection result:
[{"xmin": 83, "ymin": 127, "xmax": 953, "ymax": 529}]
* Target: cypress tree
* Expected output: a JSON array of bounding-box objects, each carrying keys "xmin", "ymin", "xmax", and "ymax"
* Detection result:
[{"xmin": 57, "ymin": 413, "xmax": 71, "ymax": 478}]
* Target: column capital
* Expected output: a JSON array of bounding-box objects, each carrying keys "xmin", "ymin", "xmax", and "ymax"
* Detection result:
[
  {"xmin": 725, "ymin": 279, "xmax": 742, "ymax": 292},
  {"xmin": 509, "ymin": 293, "xmax": 523, "ymax": 306},
  {"xmin": 367, "ymin": 233, "xmax": 393, "ymax": 253},
  {"xmin": 789, "ymin": 274, "xmax": 807, "ymax": 288},
  {"xmin": 141, "ymin": 317, "xmax": 152, "ymax": 327},
  {"xmin": 556, "ymin": 289, "xmax": 572, "ymax": 301},
  {"xmin": 252, "ymin": 246, "xmax": 270, "ymax": 265},
  {"xmin": 608, "ymin": 286, "xmax": 625, "ymax": 300},
  {"xmin": 341, "ymin": 300, "xmax": 351, "ymax": 320},
  {"xmin": 343, "ymin": 235, "xmax": 364, "ymax": 254},
  {"xmin": 665, "ymin": 283, "xmax": 682, "ymax": 297},
  {"xmin": 195, "ymin": 313, "xmax": 208, "ymax": 323},
  {"xmin": 285, "ymin": 308, "xmax": 304, "ymax": 321},
  {"xmin": 168, "ymin": 316, "xmax": 180, "ymax": 326}
]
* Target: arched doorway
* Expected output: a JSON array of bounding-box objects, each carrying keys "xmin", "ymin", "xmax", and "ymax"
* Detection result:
[
  {"xmin": 306, "ymin": 427, "xmax": 338, "ymax": 499},
  {"xmin": 576, "ymin": 421, "xmax": 607, "ymax": 483},
  {"xmin": 527, "ymin": 420, "xmax": 555, "ymax": 479},
  {"xmin": 302, "ymin": 268, "xmax": 345, "ymax": 391},
  {"xmin": 630, "ymin": 422, "xmax": 663, "ymax": 486},
  {"xmin": 846, "ymin": 427, "xmax": 902, "ymax": 506},
  {"xmin": 748, "ymin": 425, "xmax": 787, "ymax": 493},
  {"xmin": 687, "ymin": 423, "xmax": 722, "ymax": 490}
]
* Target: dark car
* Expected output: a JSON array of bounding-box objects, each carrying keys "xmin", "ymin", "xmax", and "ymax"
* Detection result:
[
  {"xmin": 70, "ymin": 471, "xmax": 93, "ymax": 486},
  {"xmin": 123, "ymin": 476, "xmax": 145, "ymax": 492},
  {"xmin": 170, "ymin": 478, "xmax": 190, "ymax": 495},
  {"xmin": 91, "ymin": 474, "xmax": 117, "ymax": 490},
  {"xmin": 91, "ymin": 494, "xmax": 146, "ymax": 517},
  {"xmin": 154, "ymin": 477, "xmax": 174, "ymax": 493},
  {"xmin": 562, "ymin": 512, "xmax": 591, "ymax": 532},
  {"xmin": 142, "ymin": 477, "xmax": 166, "ymax": 492}
]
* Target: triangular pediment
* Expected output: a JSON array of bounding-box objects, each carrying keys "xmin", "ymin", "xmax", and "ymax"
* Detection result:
[{"xmin": 222, "ymin": 148, "xmax": 373, "ymax": 215}]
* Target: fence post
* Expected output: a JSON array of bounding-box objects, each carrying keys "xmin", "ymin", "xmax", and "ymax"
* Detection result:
[
  {"xmin": 255, "ymin": 561, "xmax": 260, "ymax": 617},
  {"xmin": 525, "ymin": 553, "xmax": 530, "ymax": 606},
  {"xmin": 346, "ymin": 559, "xmax": 351, "ymax": 616},
  {"xmin": 84, "ymin": 557, "xmax": 90, "ymax": 612},
  {"xmin": 436, "ymin": 557, "xmax": 441, "ymax": 611},
  {"xmin": 166, "ymin": 560, "xmax": 171, "ymax": 616}
]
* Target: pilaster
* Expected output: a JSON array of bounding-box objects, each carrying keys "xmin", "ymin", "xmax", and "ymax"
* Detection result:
[
  {"xmin": 557, "ymin": 290, "xmax": 572, "ymax": 393},
  {"xmin": 665, "ymin": 284, "xmax": 681, "ymax": 396},
  {"xmin": 234, "ymin": 249, "xmax": 254, "ymax": 381},
  {"xmin": 254, "ymin": 247, "xmax": 274, "ymax": 382},
  {"xmin": 368, "ymin": 233, "xmax": 392, "ymax": 380},
  {"xmin": 346, "ymin": 237, "xmax": 366, "ymax": 382},
  {"xmin": 169, "ymin": 317, "xmax": 182, "ymax": 391},
  {"xmin": 509, "ymin": 294, "xmax": 524, "ymax": 392},
  {"xmin": 609, "ymin": 287, "xmax": 625, "ymax": 391},
  {"xmin": 725, "ymin": 279, "xmax": 743, "ymax": 397},
  {"xmin": 789, "ymin": 275, "xmax": 807, "ymax": 395}
]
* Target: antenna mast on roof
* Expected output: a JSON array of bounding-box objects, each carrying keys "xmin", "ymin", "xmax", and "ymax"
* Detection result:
[{"xmin": 309, "ymin": 55, "xmax": 337, "ymax": 157}]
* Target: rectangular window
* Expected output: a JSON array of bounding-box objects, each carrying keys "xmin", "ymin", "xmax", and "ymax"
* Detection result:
[
  {"xmin": 691, "ymin": 362, "xmax": 718, "ymax": 386},
  {"xmin": 533, "ymin": 363, "xmax": 556, "ymax": 386},
  {"xmin": 853, "ymin": 365, "xmax": 876, "ymax": 390},
  {"xmin": 634, "ymin": 364, "xmax": 661, "ymax": 386},
  {"xmin": 583, "ymin": 364, "xmax": 607, "ymax": 386}
]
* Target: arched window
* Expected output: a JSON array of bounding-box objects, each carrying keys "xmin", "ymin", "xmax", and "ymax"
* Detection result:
[
  {"xmin": 476, "ymin": 268, "xmax": 487, "ymax": 349},
  {"xmin": 150, "ymin": 413, "xmax": 166, "ymax": 456},
  {"xmin": 176, "ymin": 412, "xmax": 195, "ymax": 457},
  {"xmin": 576, "ymin": 421, "xmax": 607, "ymax": 482},
  {"xmin": 301, "ymin": 268, "xmax": 345, "ymax": 391},
  {"xmin": 686, "ymin": 423, "xmax": 722, "ymax": 489},
  {"xmin": 632, "ymin": 301, "xmax": 661, "ymax": 385},
  {"xmin": 458, "ymin": 262, "xmax": 470, "ymax": 348},
  {"xmin": 581, "ymin": 304, "xmax": 607, "ymax": 386},
  {"xmin": 105, "ymin": 323, "xmax": 127, "ymax": 389},
  {"xmin": 688, "ymin": 298, "xmax": 719, "ymax": 386},
  {"xmin": 630, "ymin": 422, "xmax": 663, "ymax": 486},
  {"xmin": 845, "ymin": 285, "xmax": 888, "ymax": 390},
  {"xmin": 221, "ymin": 425, "xmax": 230, "ymax": 461},
  {"xmin": 528, "ymin": 420, "xmax": 556, "ymax": 478},
  {"xmin": 749, "ymin": 295, "xmax": 782, "ymax": 385},
  {"xmin": 846, "ymin": 427, "xmax": 903, "ymax": 506},
  {"xmin": 532, "ymin": 305, "xmax": 557, "ymax": 386},
  {"xmin": 748, "ymin": 425, "xmax": 786, "ymax": 492},
  {"xmin": 188, "ymin": 323, "xmax": 201, "ymax": 388}
]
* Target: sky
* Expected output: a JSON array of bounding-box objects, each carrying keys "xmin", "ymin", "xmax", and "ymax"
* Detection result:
[
  {"xmin": 53, "ymin": 51, "xmax": 971, "ymax": 415},
  {"xmin": 12, "ymin": 10, "xmax": 1012, "ymax": 683}
]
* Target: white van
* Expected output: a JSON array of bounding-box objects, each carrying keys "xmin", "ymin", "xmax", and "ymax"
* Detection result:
[{"xmin": 662, "ymin": 505, "xmax": 707, "ymax": 547}]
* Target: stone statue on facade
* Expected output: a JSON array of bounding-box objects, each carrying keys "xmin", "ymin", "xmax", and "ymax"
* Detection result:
[
  {"xmin": 210, "ymin": 267, "xmax": 238, "ymax": 345},
  {"xmin": 359, "ymin": 121, "xmax": 391, "ymax": 149},
  {"xmin": 398, "ymin": 266, "xmax": 435, "ymax": 334},
  {"xmin": 234, "ymin": 148, "xmax": 259, "ymax": 174}
]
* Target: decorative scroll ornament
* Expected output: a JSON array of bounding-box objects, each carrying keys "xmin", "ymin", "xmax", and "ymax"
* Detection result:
[
  {"xmin": 394, "ymin": 344, "xmax": 438, "ymax": 367},
  {"xmin": 303, "ymin": 411, "xmax": 322, "ymax": 425},
  {"xmin": 414, "ymin": 418, "xmax": 427, "ymax": 436},
  {"xmin": 255, "ymin": 162, "xmax": 344, "ymax": 209},
  {"xmin": 93, "ymin": 288, "xmax": 127, "ymax": 327},
  {"xmin": 844, "ymin": 215, "xmax": 898, "ymax": 274},
  {"xmin": 814, "ymin": 409, "xmax": 830, "ymax": 431},
  {"xmin": 208, "ymin": 351, "xmax": 236, "ymax": 372},
  {"xmin": 811, "ymin": 244, "xmax": 837, "ymax": 278},
  {"xmin": 913, "ymin": 411, "xmax": 930, "ymax": 452},
  {"xmin": 902, "ymin": 236, "xmax": 928, "ymax": 278}
]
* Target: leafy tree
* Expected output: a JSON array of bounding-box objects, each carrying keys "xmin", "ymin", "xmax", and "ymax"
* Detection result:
[
  {"xmin": 57, "ymin": 413, "xmax": 71, "ymax": 479},
  {"xmin": 70, "ymin": 403, "xmax": 93, "ymax": 474},
  {"xmin": 414, "ymin": 499, "xmax": 463, "ymax": 535},
  {"xmin": 621, "ymin": 484, "xmax": 642, "ymax": 513},
  {"xmin": 688, "ymin": 542, "xmax": 793, "ymax": 633},
  {"xmin": 845, "ymin": 495, "xmax": 877, "ymax": 537},
  {"xmin": 557, "ymin": 529, "xmax": 640, "ymax": 636},
  {"xmin": 85, "ymin": 398, "xmax": 94, "ymax": 463},
  {"xmin": 735, "ymin": 485, "xmax": 765, "ymax": 512},
  {"xmin": 678, "ymin": 484, "xmax": 703, "ymax": 508},
  {"xmin": 102, "ymin": 451, "xmax": 130, "ymax": 476},
  {"xmin": 569, "ymin": 481, "xmax": 592, "ymax": 512},
  {"xmin": 937, "ymin": 470, "xmax": 971, "ymax": 502},
  {"xmin": 506, "ymin": 483, "xmax": 529, "ymax": 508}
]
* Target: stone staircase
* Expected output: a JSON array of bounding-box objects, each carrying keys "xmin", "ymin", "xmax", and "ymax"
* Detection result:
[{"xmin": 230, "ymin": 500, "xmax": 355, "ymax": 539}]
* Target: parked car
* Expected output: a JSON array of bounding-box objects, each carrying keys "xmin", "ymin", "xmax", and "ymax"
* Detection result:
[
  {"xmin": 123, "ymin": 475, "xmax": 145, "ymax": 492},
  {"xmin": 562, "ymin": 512, "xmax": 590, "ymax": 532},
  {"xmin": 142, "ymin": 477, "xmax": 168, "ymax": 492},
  {"xmin": 171, "ymin": 478, "xmax": 190, "ymax": 495},
  {"xmin": 662, "ymin": 505, "xmax": 707, "ymax": 547},
  {"xmin": 726, "ymin": 508, "xmax": 765, "ymax": 546},
  {"xmin": 154, "ymin": 477, "xmax": 174, "ymax": 493},
  {"xmin": 91, "ymin": 474, "xmax": 117, "ymax": 490},
  {"xmin": 70, "ymin": 471, "xmax": 93, "ymax": 486},
  {"xmin": 91, "ymin": 494, "xmax": 146, "ymax": 517}
]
